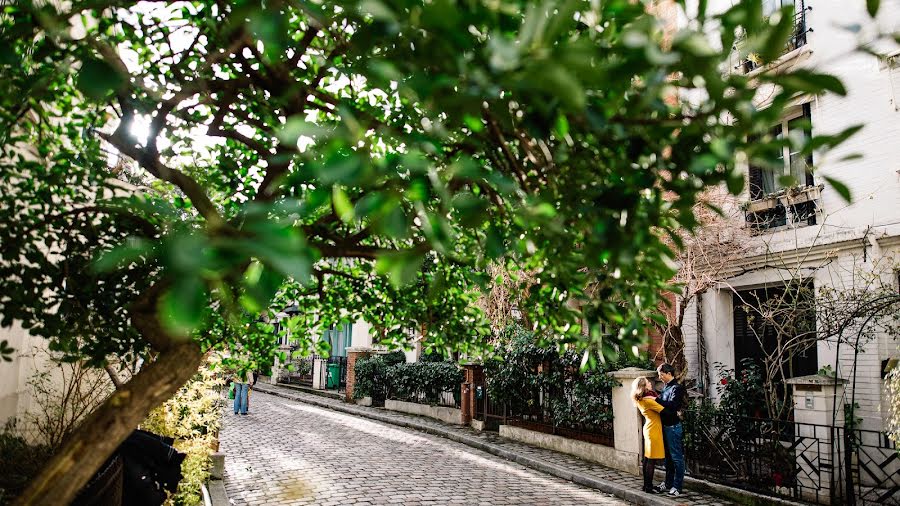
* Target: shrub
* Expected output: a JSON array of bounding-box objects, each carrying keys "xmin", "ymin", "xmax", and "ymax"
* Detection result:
[
  {"xmin": 713, "ymin": 359, "xmax": 769, "ymax": 418},
  {"xmin": 0, "ymin": 422, "xmax": 52, "ymax": 505},
  {"xmin": 353, "ymin": 356, "xmax": 391, "ymax": 403},
  {"xmin": 386, "ymin": 362, "xmax": 463, "ymax": 405},
  {"xmin": 382, "ymin": 350, "xmax": 407, "ymax": 366},
  {"xmin": 484, "ymin": 325, "xmax": 653, "ymax": 430},
  {"xmin": 141, "ymin": 362, "xmax": 224, "ymax": 506},
  {"xmin": 354, "ymin": 355, "xmax": 463, "ymax": 406}
]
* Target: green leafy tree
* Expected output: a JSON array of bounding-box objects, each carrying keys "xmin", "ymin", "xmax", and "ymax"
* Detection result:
[{"xmin": 0, "ymin": 0, "xmax": 870, "ymax": 502}]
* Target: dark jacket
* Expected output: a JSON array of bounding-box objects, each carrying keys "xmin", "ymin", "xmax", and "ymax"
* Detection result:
[{"xmin": 656, "ymin": 380, "xmax": 686, "ymax": 427}]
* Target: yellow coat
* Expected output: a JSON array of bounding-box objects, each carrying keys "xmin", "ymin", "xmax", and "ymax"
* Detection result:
[{"xmin": 636, "ymin": 397, "xmax": 665, "ymax": 459}]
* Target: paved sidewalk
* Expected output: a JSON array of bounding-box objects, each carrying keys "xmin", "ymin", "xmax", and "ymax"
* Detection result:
[
  {"xmin": 253, "ymin": 383, "xmax": 739, "ymax": 506},
  {"xmin": 221, "ymin": 390, "xmax": 632, "ymax": 505}
]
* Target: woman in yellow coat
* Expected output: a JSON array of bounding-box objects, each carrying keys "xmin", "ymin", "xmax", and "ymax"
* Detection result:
[{"xmin": 632, "ymin": 376, "xmax": 666, "ymax": 494}]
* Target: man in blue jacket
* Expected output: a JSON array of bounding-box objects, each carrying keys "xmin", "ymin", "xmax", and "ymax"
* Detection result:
[{"xmin": 654, "ymin": 363, "xmax": 686, "ymax": 497}]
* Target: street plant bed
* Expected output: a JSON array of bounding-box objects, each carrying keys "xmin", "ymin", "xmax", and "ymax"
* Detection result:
[
  {"xmin": 506, "ymin": 419, "xmax": 614, "ymax": 447},
  {"xmin": 476, "ymin": 326, "xmax": 651, "ymax": 445},
  {"xmin": 353, "ymin": 352, "xmax": 462, "ymax": 408}
]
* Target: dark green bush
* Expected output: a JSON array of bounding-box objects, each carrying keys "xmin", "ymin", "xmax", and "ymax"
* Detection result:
[
  {"xmin": 382, "ymin": 350, "xmax": 407, "ymax": 366},
  {"xmin": 354, "ymin": 355, "xmax": 462, "ymax": 406},
  {"xmin": 353, "ymin": 356, "xmax": 390, "ymax": 403},
  {"xmin": 0, "ymin": 427, "xmax": 52, "ymax": 505},
  {"xmin": 485, "ymin": 325, "xmax": 653, "ymax": 429},
  {"xmin": 387, "ymin": 362, "xmax": 463, "ymax": 404}
]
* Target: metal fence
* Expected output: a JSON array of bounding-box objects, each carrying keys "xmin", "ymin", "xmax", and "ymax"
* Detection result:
[
  {"xmin": 682, "ymin": 410, "xmax": 900, "ymax": 505},
  {"xmin": 739, "ymin": 0, "xmax": 809, "ymax": 73},
  {"xmin": 473, "ymin": 377, "xmax": 614, "ymax": 447},
  {"xmin": 851, "ymin": 429, "xmax": 900, "ymax": 506},
  {"xmin": 278, "ymin": 353, "xmax": 347, "ymax": 392},
  {"xmin": 279, "ymin": 352, "xmax": 315, "ymax": 386},
  {"xmin": 387, "ymin": 388, "xmax": 460, "ymax": 408}
]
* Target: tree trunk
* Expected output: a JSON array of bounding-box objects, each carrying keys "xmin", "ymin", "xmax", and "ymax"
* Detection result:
[
  {"xmin": 13, "ymin": 342, "xmax": 205, "ymax": 506},
  {"xmin": 658, "ymin": 323, "xmax": 689, "ymax": 382}
]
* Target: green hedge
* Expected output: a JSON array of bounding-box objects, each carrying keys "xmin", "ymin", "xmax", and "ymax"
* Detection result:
[
  {"xmin": 485, "ymin": 325, "xmax": 653, "ymax": 429},
  {"xmin": 353, "ymin": 355, "xmax": 462, "ymax": 406},
  {"xmin": 353, "ymin": 355, "xmax": 391, "ymax": 403}
]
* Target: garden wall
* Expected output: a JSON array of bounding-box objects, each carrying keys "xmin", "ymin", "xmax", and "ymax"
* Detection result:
[
  {"xmin": 499, "ymin": 425, "xmax": 636, "ymax": 474},
  {"xmin": 384, "ymin": 399, "xmax": 464, "ymax": 425}
]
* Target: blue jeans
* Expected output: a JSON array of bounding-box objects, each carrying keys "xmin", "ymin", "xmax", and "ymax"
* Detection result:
[
  {"xmin": 233, "ymin": 382, "xmax": 249, "ymax": 414},
  {"xmin": 662, "ymin": 423, "xmax": 685, "ymax": 491}
]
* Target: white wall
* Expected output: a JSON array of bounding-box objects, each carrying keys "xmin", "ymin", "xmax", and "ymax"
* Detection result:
[
  {"xmin": 350, "ymin": 320, "xmax": 373, "ymax": 349},
  {"xmin": 0, "ymin": 323, "xmax": 35, "ymax": 428},
  {"xmin": 682, "ymin": 1, "xmax": 900, "ymax": 431}
]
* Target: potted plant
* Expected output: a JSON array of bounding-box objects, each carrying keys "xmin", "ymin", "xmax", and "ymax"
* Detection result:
[{"xmin": 779, "ymin": 184, "xmax": 822, "ymax": 206}]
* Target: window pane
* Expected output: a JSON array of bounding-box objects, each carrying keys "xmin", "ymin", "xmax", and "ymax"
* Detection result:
[
  {"xmin": 761, "ymin": 125, "xmax": 784, "ymax": 193},
  {"xmin": 763, "ymin": 0, "xmax": 794, "ymax": 17},
  {"xmin": 788, "ymin": 117, "xmax": 810, "ymax": 186}
]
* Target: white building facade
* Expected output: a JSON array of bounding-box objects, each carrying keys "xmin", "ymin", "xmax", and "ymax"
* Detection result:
[{"xmin": 681, "ymin": 0, "xmax": 900, "ymax": 432}]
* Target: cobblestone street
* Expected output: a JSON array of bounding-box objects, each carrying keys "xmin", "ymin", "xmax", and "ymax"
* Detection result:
[{"xmin": 220, "ymin": 391, "xmax": 634, "ymax": 505}]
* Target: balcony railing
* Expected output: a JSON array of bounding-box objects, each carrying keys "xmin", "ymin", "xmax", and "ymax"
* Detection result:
[{"xmin": 738, "ymin": 0, "xmax": 811, "ymax": 74}]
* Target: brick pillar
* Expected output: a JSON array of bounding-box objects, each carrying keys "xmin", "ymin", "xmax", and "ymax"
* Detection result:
[
  {"xmin": 462, "ymin": 364, "xmax": 484, "ymax": 425},
  {"xmin": 460, "ymin": 382, "xmax": 472, "ymax": 424},
  {"xmin": 345, "ymin": 347, "xmax": 373, "ymax": 402}
]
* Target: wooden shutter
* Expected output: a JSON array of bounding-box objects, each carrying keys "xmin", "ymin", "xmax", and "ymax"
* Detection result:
[
  {"xmin": 747, "ymin": 135, "xmax": 764, "ymax": 200},
  {"xmin": 802, "ymin": 102, "xmax": 814, "ymax": 186}
]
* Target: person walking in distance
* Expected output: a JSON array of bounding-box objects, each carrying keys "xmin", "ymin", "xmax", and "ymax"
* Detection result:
[
  {"xmin": 654, "ymin": 363, "xmax": 686, "ymax": 496},
  {"xmin": 232, "ymin": 369, "xmax": 255, "ymax": 416}
]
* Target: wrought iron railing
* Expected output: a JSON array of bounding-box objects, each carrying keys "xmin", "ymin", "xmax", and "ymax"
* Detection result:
[
  {"xmin": 738, "ymin": 0, "xmax": 810, "ymax": 73},
  {"xmin": 850, "ymin": 429, "xmax": 900, "ymax": 506},
  {"xmin": 279, "ymin": 351, "xmax": 315, "ymax": 386},
  {"xmin": 386, "ymin": 387, "xmax": 461, "ymax": 408},
  {"xmin": 682, "ymin": 410, "xmax": 900, "ymax": 505},
  {"xmin": 683, "ymin": 410, "xmax": 843, "ymax": 503},
  {"xmin": 473, "ymin": 380, "xmax": 614, "ymax": 447}
]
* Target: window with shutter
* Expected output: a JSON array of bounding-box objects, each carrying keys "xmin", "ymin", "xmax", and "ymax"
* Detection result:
[
  {"xmin": 745, "ymin": 103, "xmax": 818, "ymax": 230},
  {"xmin": 732, "ymin": 283, "xmax": 818, "ymax": 382}
]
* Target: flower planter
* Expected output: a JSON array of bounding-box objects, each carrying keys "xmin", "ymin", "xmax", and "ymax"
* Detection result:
[
  {"xmin": 745, "ymin": 196, "xmax": 779, "ymax": 213},
  {"xmin": 778, "ymin": 185, "xmax": 822, "ymax": 206}
]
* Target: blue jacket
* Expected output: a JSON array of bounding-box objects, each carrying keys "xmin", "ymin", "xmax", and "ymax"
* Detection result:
[{"xmin": 657, "ymin": 380, "xmax": 686, "ymax": 427}]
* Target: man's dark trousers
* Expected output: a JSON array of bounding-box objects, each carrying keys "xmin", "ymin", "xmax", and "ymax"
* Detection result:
[{"xmin": 658, "ymin": 380, "xmax": 686, "ymax": 491}]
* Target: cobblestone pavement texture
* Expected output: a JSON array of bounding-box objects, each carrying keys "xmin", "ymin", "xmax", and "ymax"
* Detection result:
[
  {"xmin": 220, "ymin": 390, "xmax": 632, "ymax": 505},
  {"xmin": 222, "ymin": 384, "xmax": 740, "ymax": 506}
]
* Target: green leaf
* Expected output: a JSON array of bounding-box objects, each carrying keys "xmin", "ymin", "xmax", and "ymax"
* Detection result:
[
  {"xmin": 159, "ymin": 277, "xmax": 207, "ymax": 336},
  {"xmin": 0, "ymin": 340, "xmax": 14, "ymax": 362},
  {"xmin": 375, "ymin": 251, "xmax": 424, "ymax": 287},
  {"xmin": 233, "ymin": 223, "xmax": 314, "ymax": 283},
  {"xmin": 725, "ymin": 171, "xmax": 745, "ymax": 195},
  {"xmin": 332, "ymin": 186, "xmax": 355, "ymax": 222},
  {"xmin": 77, "ymin": 57, "xmax": 125, "ymax": 101},
  {"xmin": 277, "ymin": 117, "xmax": 328, "ymax": 146},
  {"xmin": 777, "ymin": 174, "xmax": 796, "ymax": 187},
  {"xmin": 248, "ymin": 11, "xmax": 290, "ymax": 61},
  {"xmin": 451, "ymin": 192, "xmax": 489, "ymax": 228},
  {"xmin": 777, "ymin": 70, "xmax": 847, "ymax": 97},
  {"xmin": 463, "ymin": 115, "xmax": 484, "ymax": 133},
  {"xmin": 240, "ymin": 262, "xmax": 285, "ymax": 312},
  {"xmin": 824, "ymin": 176, "xmax": 852, "ymax": 203},
  {"xmin": 92, "ymin": 237, "xmax": 153, "ymax": 272},
  {"xmin": 377, "ymin": 205, "xmax": 410, "ymax": 239},
  {"xmin": 866, "ymin": 0, "xmax": 880, "ymax": 17},
  {"xmin": 759, "ymin": 5, "xmax": 797, "ymax": 62}
]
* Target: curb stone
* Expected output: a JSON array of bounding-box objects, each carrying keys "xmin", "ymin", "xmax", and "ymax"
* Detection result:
[{"xmin": 254, "ymin": 385, "xmax": 693, "ymax": 506}]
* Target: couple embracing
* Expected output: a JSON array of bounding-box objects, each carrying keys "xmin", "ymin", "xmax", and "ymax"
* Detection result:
[{"xmin": 631, "ymin": 363, "xmax": 686, "ymax": 497}]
